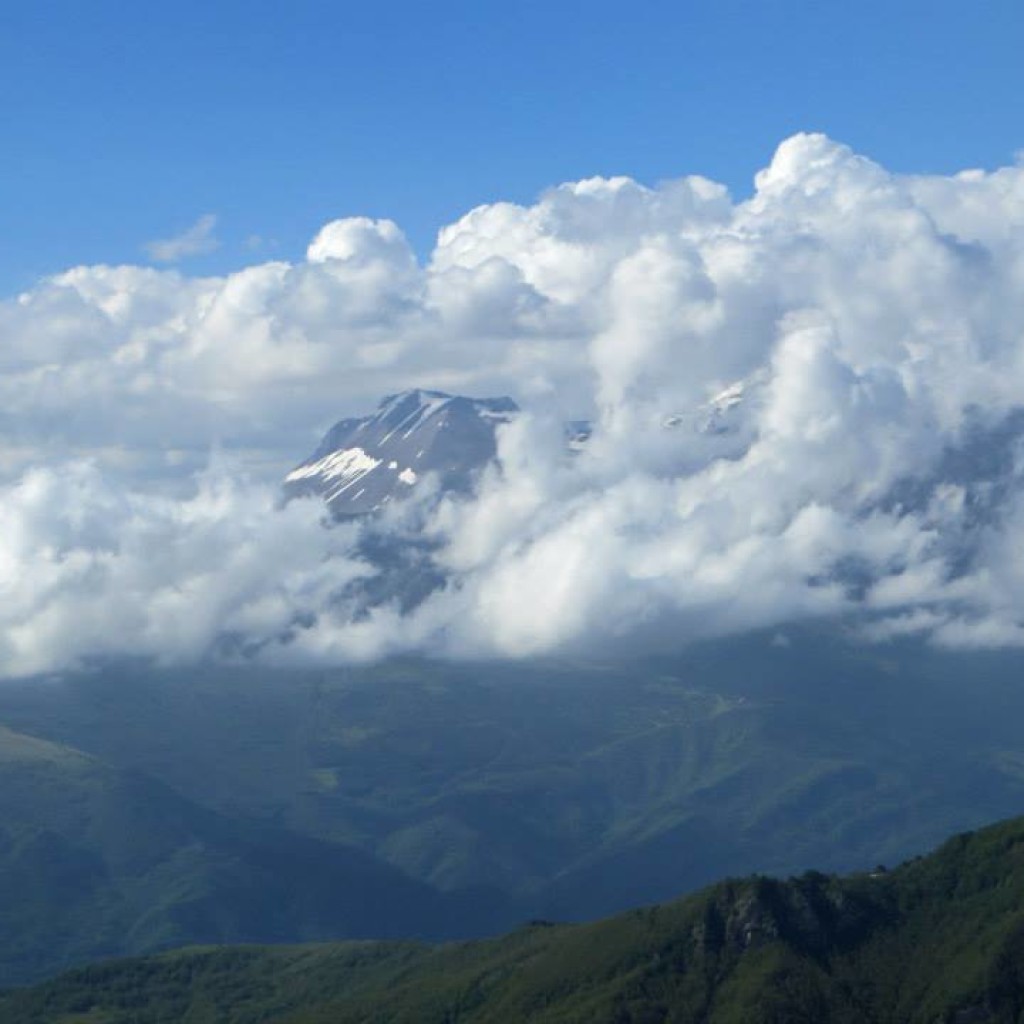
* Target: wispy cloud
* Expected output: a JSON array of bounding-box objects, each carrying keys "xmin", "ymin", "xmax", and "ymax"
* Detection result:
[{"xmin": 144, "ymin": 213, "xmax": 220, "ymax": 263}]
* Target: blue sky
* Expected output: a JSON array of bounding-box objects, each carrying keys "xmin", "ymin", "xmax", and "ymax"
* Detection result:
[{"xmin": 2, "ymin": 0, "xmax": 1022, "ymax": 293}]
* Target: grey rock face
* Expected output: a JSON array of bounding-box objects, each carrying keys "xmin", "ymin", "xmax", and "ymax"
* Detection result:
[{"xmin": 284, "ymin": 390, "xmax": 519, "ymax": 517}]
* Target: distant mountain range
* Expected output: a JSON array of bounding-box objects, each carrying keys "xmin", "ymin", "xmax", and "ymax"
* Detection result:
[
  {"xmin": 7, "ymin": 811, "xmax": 1024, "ymax": 1022},
  {"xmin": 5, "ymin": 636, "xmax": 1024, "ymax": 987},
  {"xmin": 0, "ymin": 719, "xmax": 513, "ymax": 986}
]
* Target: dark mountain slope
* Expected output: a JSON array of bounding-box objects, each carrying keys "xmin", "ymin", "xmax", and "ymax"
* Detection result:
[
  {"xmin": 5, "ymin": 635, "xmax": 1024, "ymax": 927},
  {"xmin": 7, "ymin": 814, "xmax": 1024, "ymax": 1023},
  {"xmin": 0, "ymin": 723, "xmax": 511, "ymax": 986}
]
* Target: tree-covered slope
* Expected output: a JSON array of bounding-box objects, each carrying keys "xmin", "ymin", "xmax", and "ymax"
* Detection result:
[
  {"xmin": 6, "ymin": 814, "xmax": 1024, "ymax": 1023},
  {"xmin": 0, "ymin": 724, "xmax": 510, "ymax": 986},
  {"xmin": 4, "ymin": 633, "xmax": 1024, "ymax": 925}
]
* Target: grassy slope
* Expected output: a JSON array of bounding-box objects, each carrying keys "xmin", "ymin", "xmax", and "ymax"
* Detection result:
[{"xmin": 6, "ymin": 815, "xmax": 1024, "ymax": 1023}]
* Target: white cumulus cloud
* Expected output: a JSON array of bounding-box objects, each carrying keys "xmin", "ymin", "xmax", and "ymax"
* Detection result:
[{"xmin": 5, "ymin": 133, "xmax": 1024, "ymax": 676}]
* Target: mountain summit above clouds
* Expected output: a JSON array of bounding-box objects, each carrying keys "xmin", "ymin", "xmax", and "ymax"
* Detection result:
[
  {"xmin": 283, "ymin": 381, "xmax": 761, "ymax": 519},
  {"xmin": 284, "ymin": 389, "xmax": 519, "ymax": 517}
]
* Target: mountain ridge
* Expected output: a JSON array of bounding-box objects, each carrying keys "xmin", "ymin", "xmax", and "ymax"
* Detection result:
[
  {"xmin": 0, "ymin": 719, "xmax": 517, "ymax": 986},
  {"xmin": 5, "ymin": 636, "xmax": 1024, "ymax": 982},
  {"xmin": 6, "ymin": 812, "xmax": 1024, "ymax": 1022}
]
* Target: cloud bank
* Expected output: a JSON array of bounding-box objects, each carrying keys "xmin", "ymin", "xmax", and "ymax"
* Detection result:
[{"xmin": 4, "ymin": 134, "xmax": 1024, "ymax": 676}]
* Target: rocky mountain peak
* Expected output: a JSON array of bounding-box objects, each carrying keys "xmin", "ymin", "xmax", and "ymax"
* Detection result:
[{"xmin": 284, "ymin": 389, "xmax": 519, "ymax": 516}]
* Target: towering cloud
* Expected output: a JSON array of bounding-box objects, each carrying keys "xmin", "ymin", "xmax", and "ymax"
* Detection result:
[{"xmin": 3, "ymin": 134, "xmax": 1024, "ymax": 676}]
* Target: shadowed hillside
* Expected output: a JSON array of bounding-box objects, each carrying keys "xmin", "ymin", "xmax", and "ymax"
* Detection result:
[
  {"xmin": 5, "ymin": 634, "xmax": 1024, "ymax": 924},
  {"xmin": 6, "ymin": 814, "xmax": 1024, "ymax": 1022},
  {"xmin": 0, "ymin": 724, "xmax": 512, "ymax": 985}
]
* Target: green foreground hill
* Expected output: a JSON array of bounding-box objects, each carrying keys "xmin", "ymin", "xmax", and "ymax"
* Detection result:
[{"xmin": 6, "ymin": 814, "xmax": 1024, "ymax": 1023}]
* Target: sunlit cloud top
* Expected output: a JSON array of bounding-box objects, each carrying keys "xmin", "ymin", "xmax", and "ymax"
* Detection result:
[{"xmin": 4, "ymin": 135, "xmax": 1024, "ymax": 676}]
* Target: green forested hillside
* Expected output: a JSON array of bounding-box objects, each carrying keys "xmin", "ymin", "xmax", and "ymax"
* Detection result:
[
  {"xmin": 6, "ymin": 814, "xmax": 1024, "ymax": 1023},
  {"xmin": 0, "ymin": 724, "xmax": 509, "ymax": 985},
  {"xmin": 6, "ymin": 633, "xmax": 1024, "ymax": 987},
  {"xmin": 4, "ymin": 633, "xmax": 1024, "ymax": 923}
]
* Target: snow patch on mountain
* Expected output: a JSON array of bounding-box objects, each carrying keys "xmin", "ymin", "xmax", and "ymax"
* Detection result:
[
  {"xmin": 284, "ymin": 389, "xmax": 519, "ymax": 517},
  {"xmin": 284, "ymin": 447, "xmax": 381, "ymax": 484}
]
